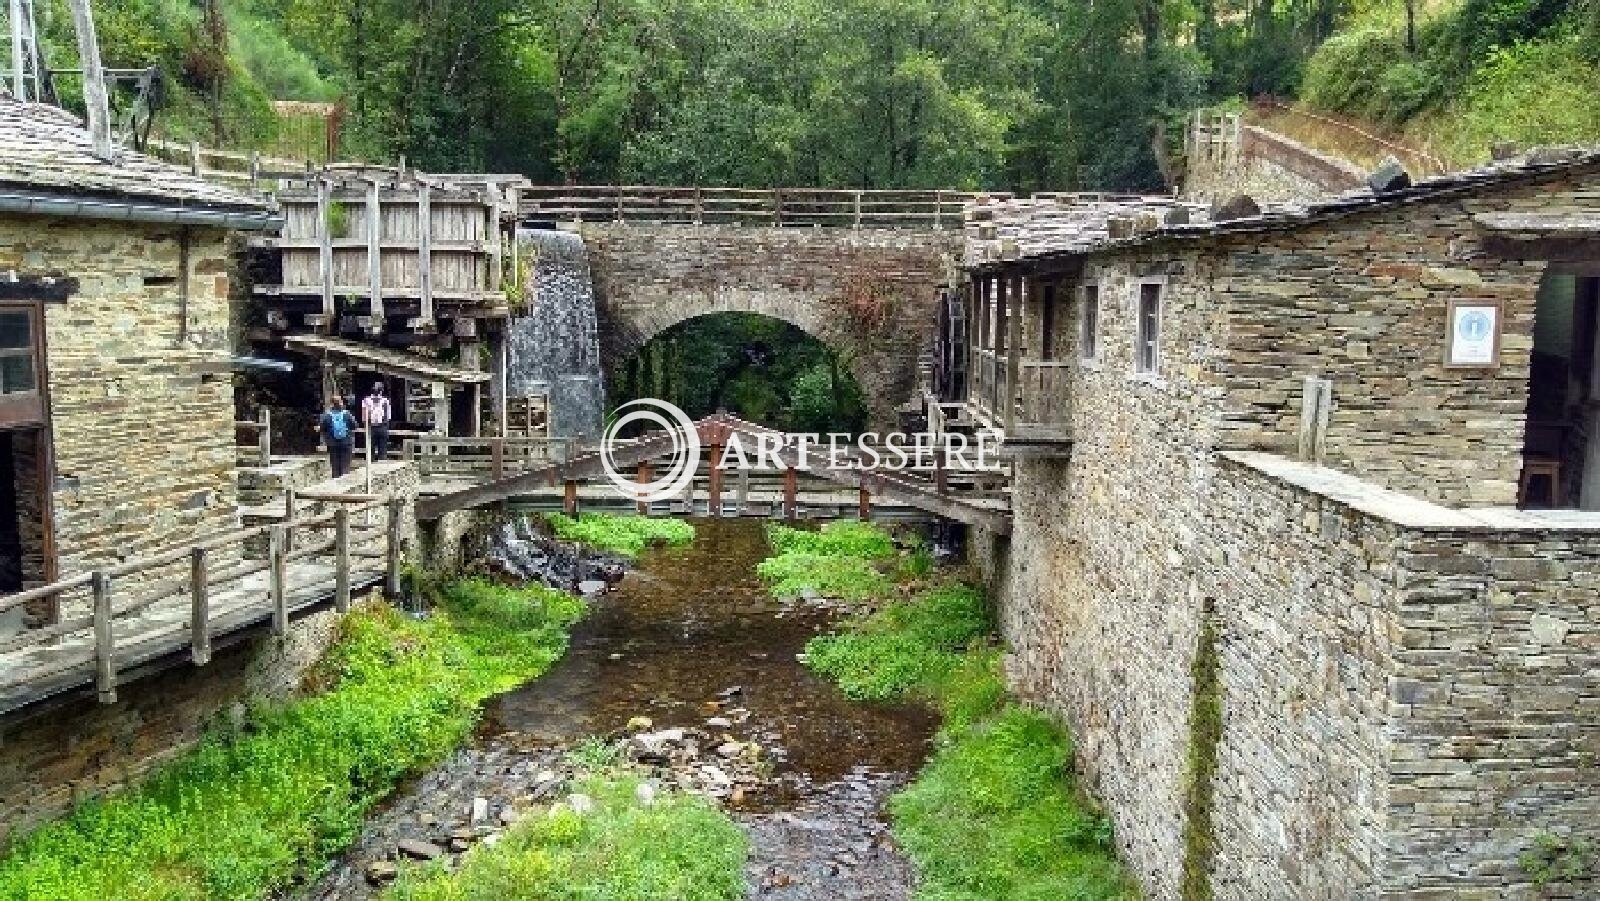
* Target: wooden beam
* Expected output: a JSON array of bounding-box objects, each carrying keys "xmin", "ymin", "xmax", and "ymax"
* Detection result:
[
  {"xmin": 418, "ymin": 182, "xmax": 434, "ymax": 323},
  {"xmin": 65, "ymin": 0, "xmax": 114, "ymax": 160},
  {"xmin": 92, "ymin": 571, "xmax": 116, "ymax": 702},
  {"xmin": 317, "ymin": 178, "xmax": 334, "ymax": 326},
  {"xmin": 366, "ymin": 179, "xmax": 384, "ymax": 327},
  {"xmin": 385, "ymin": 497, "xmax": 403, "ymax": 598},
  {"xmin": 334, "ymin": 506, "xmax": 351, "ymax": 613},
  {"xmin": 189, "ymin": 547, "xmax": 210, "ymax": 665}
]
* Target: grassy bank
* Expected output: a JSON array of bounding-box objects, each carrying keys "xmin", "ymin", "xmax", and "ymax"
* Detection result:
[
  {"xmin": 544, "ymin": 513, "xmax": 695, "ymax": 558},
  {"xmin": 385, "ymin": 770, "xmax": 747, "ymax": 900},
  {"xmin": 789, "ymin": 523, "xmax": 1135, "ymax": 900},
  {"xmin": 0, "ymin": 579, "xmax": 585, "ymax": 901}
]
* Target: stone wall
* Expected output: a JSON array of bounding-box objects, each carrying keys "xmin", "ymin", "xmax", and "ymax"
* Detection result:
[
  {"xmin": 1204, "ymin": 171, "xmax": 1600, "ymax": 505},
  {"xmin": 579, "ymin": 223, "xmax": 960, "ymax": 426},
  {"xmin": 0, "ymin": 216, "xmax": 242, "ymax": 581},
  {"xmin": 0, "ymin": 605, "xmax": 347, "ymax": 845},
  {"xmin": 1185, "ymin": 124, "xmax": 1366, "ymax": 205}
]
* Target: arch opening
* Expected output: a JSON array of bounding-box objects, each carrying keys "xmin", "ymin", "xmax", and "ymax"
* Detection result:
[{"xmin": 608, "ymin": 312, "xmax": 868, "ymax": 435}]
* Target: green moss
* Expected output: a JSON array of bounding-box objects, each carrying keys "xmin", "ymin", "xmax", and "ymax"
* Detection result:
[
  {"xmin": 802, "ymin": 583, "xmax": 991, "ymax": 703},
  {"xmin": 1180, "ymin": 598, "xmax": 1222, "ymax": 901},
  {"xmin": 758, "ymin": 521, "xmax": 898, "ymax": 601},
  {"xmin": 384, "ymin": 774, "xmax": 747, "ymax": 901},
  {"xmin": 544, "ymin": 513, "xmax": 695, "ymax": 558},
  {"xmin": 767, "ymin": 521, "xmax": 896, "ymax": 560},
  {"xmin": 0, "ymin": 581, "xmax": 585, "ymax": 901}
]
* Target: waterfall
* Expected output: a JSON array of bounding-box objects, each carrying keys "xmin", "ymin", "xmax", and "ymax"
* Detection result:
[{"xmin": 508, "ymin": 228, "xmax": 605, "ymax": 439}]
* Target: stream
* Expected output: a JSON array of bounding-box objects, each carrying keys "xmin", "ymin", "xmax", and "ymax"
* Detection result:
[{"xmin": 303, "ymin": 518, "xmax": 936, "ymax": 899}]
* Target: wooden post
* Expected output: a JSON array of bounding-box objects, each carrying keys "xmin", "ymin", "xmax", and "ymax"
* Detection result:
[
  {"xmin": 249, "ymin": 150, "xmax": 260, "ymax": 193},
  {"xmin": 1006, "ymin": 274, "xmax": 1024, "ymax": 433},
  {"xmin": 853, "ymin": 191, "xmax": 862, "ymax": 229},
  {"xmin": 783, "ymin": 466, "xmax": 798, "ymax": 520},
  {"xmin": 269, "ymin": 525, "xmax": 287, "ymax": 636},
  {"xmin": 693, "ymin": 186, "xmax": 704, "ymax": 225},
  {"xmin": 9, "ymin": 0, "xmax": 24, "ymax": 100},
  {"xmin": 366, "ymin": 179, "xmax": 384, "ymax": 327},
  {"xmin": 772, "ymin": 190, "xmax": 782, "ymax": 227},
  {"xmin": 418, "ymin": 182, "xmax": 434, "ymax": 323},
  {"xmin": 736, "ymin": 468, "xmax": 750, "ymax": 515},
  {"xmin": 858, "ymin": 481, "xmax": 871, "ymax": 522},
  {"xmin": 92, "ymin": 571, "xmax": 116, "ymax": 703},
  {"xmin": 636, "ymin": 461, "xmax": 652, "ymax": 515},
  {"xmin": 564, "ymin": 479, "xmax": 578, "ymax": 515},
  {"xmin": 189, "ymin": 547, "xmax": 210, "ymax": 665},
  {"xmin": 258, "ymin": 406, "xmax": 272, "ymax": 465},
  {"xmin": 934, "ymin": 449, "xmax": 948, "ymax": 495},
  {"xmin": 385, "ymin": 496, "xmax": 404, "ymax": 598},
  {"xmin": 283, "ymin": 488, "xmax": 297, "ymax": 552},
  {"xmin": 317, "ymin": 177, "xmax": 334, "ymax": 326},
  {"xmin": 707, "ymin": 442, "xmax": 723, "ymax": 516},
  {"xmin": 934, "ymin": 189, "xmax": 943, "ymax": 229},
  {"xmin": 66, "ymin": 0, "xmax": 114, "ymax": 159},
  {"xmin": 491, "ymin": 437, "xmax": 506, "ymax": 480},
  {"xmin": 334, "ymin": 506, "xmax": 351, "ymax": 613},
  {"xmin": 189, "ymin": 140, "xmax": 201, "ymax": 176}
]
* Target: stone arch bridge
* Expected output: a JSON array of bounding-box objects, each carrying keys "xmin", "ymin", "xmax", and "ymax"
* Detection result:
[{"xmin": 521, "ymin": 187, "xmax": 978, "ymax": 426}]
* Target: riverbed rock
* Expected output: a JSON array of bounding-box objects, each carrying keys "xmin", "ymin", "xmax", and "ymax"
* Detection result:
[
  {"xmin": 626, "ymin": 715, "xmax": 654, "ymax": 731},
  {"xmin": 470, "ymin": 796, "xmax": 489, "ymax": 824},
  {"xmin": 397, "ymin": 839, "xmax": 444, "ymax": 861},
  {"xmin": 706, "ymin": 716, "xmax": 732, "ymax": 728},
  {"xmin": 636, "ymin": 781, "xmax": 657, "ymax": 806},
  {"xmin": 579, "ymin": 579, "xmax": 608, "ymax": 596},
  {"xmin": 717, "ymin": 741, "xmax": 745, "ymax": 758},
  {"xmin": 365, "ymin": 860, "xmax": 399, "ymax": 884},
  {"xmin": 567, "ymin": 793, "xmax": 596, "ymax": 815}
]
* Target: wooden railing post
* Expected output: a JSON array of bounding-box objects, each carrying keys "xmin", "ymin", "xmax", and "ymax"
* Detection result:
[
  {"xmin": 92, "ymin": 571, "xmax": 116, "ymax": 703},
  {"xmin": 934, "ymin": 450, "xmax": 948, "ymax": 496},
  {"xmin": 385, "ymin": 496, "xmax": 404, "ymax": 598},
  {"xmin": 636, "ymin": 461, "xmax": 652, "ymax": 515},
  {"xmin": 853, "ymin": 191, "xmax": 862, "ymax": 229},
  {"xmin": 491, "ymin": 437, "xmax": 506, "ymax": 480},
  {"xmin": 258, "ymin": 406, "xmax": 272, "ymax": 465},
  {"xmin": 190, "ymin": 546, "xmax": 211, "ymax": 665},
  {"xmin": 693, "ymin": 186, "xmax": 703, "ymax": 225},
  {"xmin": 736, "ymin": 468, "xmax": 750, "ymax": 515},
  {"xmin": 783, "ymin": 467, "xmax": 798, "ymax": 520},
  {"xmin": 335, "ymin": 506, "xmax": 351, "ymax": 613},
  {"xmin": 283, "ymin": 488, "xmax": 297, "ymax": 551},
  {"xmin": 269, "ymin": 525, "xmax": 287, "ymax": 635},
  {"xmin": 707, "ymin": 442, "xmax": 724, "ymax": 516},
  {"xmin": 563, "ymin": 479, "xmax": 578, "ymax": 515},
  {"xmin": 858, "ymin": 480, "xmax": 872, "ymax": 521}
]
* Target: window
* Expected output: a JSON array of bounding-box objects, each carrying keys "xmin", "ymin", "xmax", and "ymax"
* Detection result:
[
  {"xmin": 1040, "ymin": 284, "xmax": 1056, "ymax": 360},
  {"xmin": 0, "ymin": 311, "xmax": 37, "ymax": 395},
  {"xmin": 1079, "ymin": 284, "xmax": 1100, "ymax": 362},
  {"xmin": 1135, "ymin": 283, "xmax": 1161, "ymax": 375}
]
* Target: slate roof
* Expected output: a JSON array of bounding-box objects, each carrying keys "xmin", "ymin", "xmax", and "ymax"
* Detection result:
[
  {"xmin": 0, "ymin": 99, "xmax": 271, "ymax": 215},
  {"xmin": 973, "ymin": 146, "xmax": 1600, "ymax": 267}
]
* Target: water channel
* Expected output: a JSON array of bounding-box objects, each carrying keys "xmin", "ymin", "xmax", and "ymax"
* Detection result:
[{"xmin": 306, "ymin": 518, "xmax": 936, "ymax": 899}]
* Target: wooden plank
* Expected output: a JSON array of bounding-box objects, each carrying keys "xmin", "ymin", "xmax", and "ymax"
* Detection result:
[
  {"xmin": 189, "ymin": 546, "xmax": 211, "ymax": 665},
  {"xmin": 418, "ymin": 183, "xmax": 434, "ymax": 322},
  {"xmin": 385, "ymin": 497, "xmax": 404, "ymax": 598},
  {"xmin": 317, "ymin": 178, "xmax": 334, "ymax": 325},
  {"xmin": 269, "ymin": 525, "xmax": 287, "ymax": 635},
  {"xmin": 92, "ymin": 571, "xmax": 116, "ymax": 703},
  {"xmin": 367, "ymin": 179, "xmax": 384, "ymax": 327},
  {"xmin": 335, "ymin": 506, "xmax": 351, "ymax": 613}
]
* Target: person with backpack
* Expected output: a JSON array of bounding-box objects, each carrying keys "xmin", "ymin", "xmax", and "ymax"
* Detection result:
[
  {"xmin": 361, "ymin": 382, "xmax": 393, "ymax": 460},
  {"xmin": 316, "ymin": 396, "xmax": 358, "ymax": 477}
]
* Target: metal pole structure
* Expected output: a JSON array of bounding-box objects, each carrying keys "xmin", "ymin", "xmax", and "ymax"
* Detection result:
[{"xmin": 64, "ymin": 0, "xmax": 115, "ymax": 159}]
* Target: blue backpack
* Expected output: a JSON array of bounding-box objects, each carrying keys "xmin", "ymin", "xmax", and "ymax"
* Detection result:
[{"xmin": 328, "ymin": 410, "xmax": 351, "ymax": 442}]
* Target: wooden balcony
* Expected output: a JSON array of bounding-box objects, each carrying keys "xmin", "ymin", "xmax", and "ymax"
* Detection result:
[{"xmin": 963, "ymin": 350, "xmax": 1072, "ymax": 456}]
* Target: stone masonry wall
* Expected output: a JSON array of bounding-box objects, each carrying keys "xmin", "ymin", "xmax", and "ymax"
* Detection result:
[
  {"xmin": 1185, "ymin": 125, "xmax": 1366, "ymax": 205},
  {"xmin": 0, "ymin": 606, "xmax": 344, "ymax": 845},
  {"xmin": 0, "ymin": 216, "xmax": 242, "ymax": 581},
  {"xmin": 579, "ymin": 223, "xmax": 960, "ymax": 426},
  {"xmin": 999, "ymin": 246, "xmax": 1232, "ymax": 898}
]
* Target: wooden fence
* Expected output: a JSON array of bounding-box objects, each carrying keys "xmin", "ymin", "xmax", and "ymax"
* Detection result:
[
  {"xmin": 0, "ymin": 494, "xmax": 402, "ymax": 711},
  {"xmin": 520, "ymin": 186, "xmax": 1000, "ymax": 229},
  {"xmin": 407, "ymin": 436, "xmax": 582, "ymax": 481}
]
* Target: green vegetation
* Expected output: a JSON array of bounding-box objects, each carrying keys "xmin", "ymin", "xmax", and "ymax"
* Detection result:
[
  {"xmin": 757, "ymin": 522, "xmax": 899, "ymax": 602},
  {"xmin": 1180, "ymin": 599, "xmax": 1222, "ymax": 901},
  {"xmin": 612, "ymin": 314, "xmax": 868, "ymax": 435},
  {"xmin": 1519, "ymin": 832, "xmax": 1596, "ymax": 887},
  {"xmin": 544, "ymin": 513, "xmax": 695, "ymax": 558},
  {"xmin": 1299, "ymin": 0, "xmax": 1600, "ymax": 165},
  {"xmin": 0, "ymin": 580, "xmax": 585, "ymax": 901},
  {"xmin": 790, "ymin": 534, "xmax": 1134, "ymax": 899},
  {"xmin": 384, "ymin": 774, "xmax": 747, "ymax": 901}
]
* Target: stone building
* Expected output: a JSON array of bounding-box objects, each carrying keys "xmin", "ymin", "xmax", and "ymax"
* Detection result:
[
  {"xmin": 947, "ymin": 150, "xmax": 1600, "ymax": 898},
  {"xmin": 0, "ymin": 99, "xmax": 277, "ymax": 628}
]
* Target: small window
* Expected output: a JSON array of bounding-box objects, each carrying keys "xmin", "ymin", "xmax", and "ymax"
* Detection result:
[
  {"xmin": 0, "ymin": 311, "xmax": 37, "ymax": 395},
  {"xmin": 1079, "ymin": 285, "xmax": 1100, "ymax": 362},
  {"xmin": 1135, "ymin": 283, "xmax": 1161, "ymax": 375},
  {"xmin": 1040, "ymin": 284, "xmax": 1057, "ymax": 360}
]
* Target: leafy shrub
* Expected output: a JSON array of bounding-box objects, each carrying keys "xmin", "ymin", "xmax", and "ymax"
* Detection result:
[
  {"xmin": 385, "ymin": 775, "xmax": 747, "ymax": 901},
  {"xmin": 0, "ymin": 582, "xmax": 584, "ymax": 901},
  {"xmin": 544, "ymin": 513, "xmax": 695, "ymax": 557},
  {"xmin": 1431, "ymin": 32, "xmax": 1600, "ymax": 160}
]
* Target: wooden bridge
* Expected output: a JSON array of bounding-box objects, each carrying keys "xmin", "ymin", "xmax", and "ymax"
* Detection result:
[
  {"xmin": 415, "ymin": 413, "xmax": 1012, "ymax": 533},
  {"xmin": 0, "ymin": 494, "xmax": 403, "ymax": 716}
]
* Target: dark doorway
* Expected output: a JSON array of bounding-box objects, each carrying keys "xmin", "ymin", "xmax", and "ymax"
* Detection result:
[
  {"xmin": 0, "ymin": 429, "xmax": 47, "ymax": 594},
  {"xmin": 1522, "ymin": 274, "xmax": 1600, "ymax": 508}
]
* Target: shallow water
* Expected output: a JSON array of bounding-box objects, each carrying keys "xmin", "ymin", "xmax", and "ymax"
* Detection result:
[{"xmin": 484, "ymin": 517, "xmax": 936, "ymax": 812}]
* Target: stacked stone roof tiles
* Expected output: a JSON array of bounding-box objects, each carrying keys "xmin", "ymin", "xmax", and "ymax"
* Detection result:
[
  {"xmin": 967, "ymin": 145, "xmax": 1600, "ymax": 265},
  {"xmin": 0, "ymin": 98, "xmax": 268, "ymax": 212}
]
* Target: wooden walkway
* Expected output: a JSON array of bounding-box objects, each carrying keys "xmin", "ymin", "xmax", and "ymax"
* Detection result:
[
  {"xmin": 0, "ymin": 496, "xmax": 402, "ymax": 716},
  {"xmin": 415, "ymin": 414, "xmax": 1012, "ymax": 532}
]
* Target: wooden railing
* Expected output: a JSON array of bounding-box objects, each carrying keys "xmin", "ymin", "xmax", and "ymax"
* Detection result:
[
  {"xmin": 234, "ymin": 408, "xmax": 273, "ymax": 466},
  {"xmin": 970, "ymin": 348, "xmax": 1009, "ymax": 426},
  {"xmin": 520, "ymin": 186, "xmax": 1001, "ymax": 229},
  {"xmin": 1017, "ymin": 362, "xmax": 1072, "ymax": 427},
  {"xmin": 0, "ymin": 494, "xmax": 402, "ymax": 708},
  {"xmin": 406, "ymin": 436, "xmax": 583, "ymax": 481}
]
